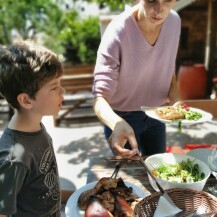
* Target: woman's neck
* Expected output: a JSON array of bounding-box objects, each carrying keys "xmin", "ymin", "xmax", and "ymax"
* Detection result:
[
  {"xmin": 136, "ymin": 6, "xmax": 162, "ymax": 30},
  {"xmin": 134, "ymin": 7, "xmax": 163, "ymax": 45}
]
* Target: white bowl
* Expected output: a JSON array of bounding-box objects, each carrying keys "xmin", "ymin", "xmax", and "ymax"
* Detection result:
[{"xmin": 145, "ymin": 153, "xmax": 211, "ymax": 191}]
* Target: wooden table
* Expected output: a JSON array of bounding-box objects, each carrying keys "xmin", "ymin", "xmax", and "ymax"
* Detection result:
[{"xmin": 87, "ymin": 156, "xmax": 216, "ymax": 196}]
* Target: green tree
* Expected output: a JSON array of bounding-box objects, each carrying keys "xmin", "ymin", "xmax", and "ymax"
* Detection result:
[
  {"xmin": 59, "ymin": 10, "xmax": 101, "ymax": 64},
  {"xmin": 0, "ymin": 0, "xmax": 65, "ymax": 54},
  {"xmin": 79, "ymin": 0, "xmax": 135, "ymax": 11},
  {"xmin": 0, "ymin": 0, "xmax": 103, "ymax": 64}
]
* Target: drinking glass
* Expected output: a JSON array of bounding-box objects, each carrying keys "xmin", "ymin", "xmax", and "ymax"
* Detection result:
[{"xmin": 207, "ymin": 144, "xmax": 217, "ymax": 194}]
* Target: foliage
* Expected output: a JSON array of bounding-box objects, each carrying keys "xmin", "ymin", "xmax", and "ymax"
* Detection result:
[
  {"xmin": 79, "ymin": 0, "xmax": 135, "ymax": 11},
  {"xmin": 59, "ymin": 10, "xmax": 101, "ymax": 64},
  {"xmin": 0, "ymin": 0, "xmax": 101, "ymax": 64},
  {"xmin": 0, "ymin": 0, "xmax": 65, "ymax": 54}
]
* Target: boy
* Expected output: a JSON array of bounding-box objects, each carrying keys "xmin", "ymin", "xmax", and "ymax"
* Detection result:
[{"xmin": 0, "ymin": 40, "xmax": 65, "ymax": 216}]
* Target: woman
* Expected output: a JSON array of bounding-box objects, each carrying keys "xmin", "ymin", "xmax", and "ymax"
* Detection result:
[{"xmin": 92, "ymin": 0, "xmax": 181, "ymax": 158}]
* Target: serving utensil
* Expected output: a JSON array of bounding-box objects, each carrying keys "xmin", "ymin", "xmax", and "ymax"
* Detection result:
[
  {"xmin": 135, "ymin": 153, "xmax": 183, "ymax": 213},
  {"xmin": 136, "ymin": 154, "xmax": 200, "ymax": 217}
]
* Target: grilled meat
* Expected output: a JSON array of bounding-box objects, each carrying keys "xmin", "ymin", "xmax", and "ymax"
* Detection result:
[{"xmin": 78, "ymin": 177, "xmax": 140, "ymax": 217}]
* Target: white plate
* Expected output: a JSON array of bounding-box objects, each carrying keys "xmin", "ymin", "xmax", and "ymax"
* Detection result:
[
  {"xmin": 187, "ymin": 148, "xmax": 213, "ymax": 165},
  {"xmin": 141, "ymin": 107, "xmax": 213, "ymax": 125},
  {"xmin": 65, "ymin": 181, "xmax": 147, "ymax": 217}
]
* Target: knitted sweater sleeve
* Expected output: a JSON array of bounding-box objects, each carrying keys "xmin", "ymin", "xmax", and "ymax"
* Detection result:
[{"xmin": 93, "ymin": 17, "xmax": 123, "ymax": 101}]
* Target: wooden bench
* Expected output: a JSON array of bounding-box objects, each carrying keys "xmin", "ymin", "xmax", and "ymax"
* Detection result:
[
  {"xmin": 61, "ymin": 74, "xmax": 93, "ymax": 93},
  {"xmin": 54, "ymin": 64, "xmax": 95, "ymax": 126},
  {"xmin": 61, "ymin": 64, "xmax": 94, "ymax": 93}
]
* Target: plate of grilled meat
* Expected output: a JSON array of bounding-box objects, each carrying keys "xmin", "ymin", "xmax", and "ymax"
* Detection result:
[{"xmin": 65, "ymin": 177, "xmax": 147, "ymax": 217}]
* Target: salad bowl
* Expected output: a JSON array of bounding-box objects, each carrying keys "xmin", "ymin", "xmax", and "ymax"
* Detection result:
[{"xmin": 145, "ymin": 153, "xmax": 210, "ymax": 191}]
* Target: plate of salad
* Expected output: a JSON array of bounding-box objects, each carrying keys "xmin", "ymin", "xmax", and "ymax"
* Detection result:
[
  {"xmin": 142, "ymin": 105, "xmax": 213, "ymax": 127},
  {"xmin": 151, "ymin": 158, "xmax": 205, "ymax": 183},
  {"xmin": 145, "ymin": 153, "xmax": 211, "ymax": 191}
]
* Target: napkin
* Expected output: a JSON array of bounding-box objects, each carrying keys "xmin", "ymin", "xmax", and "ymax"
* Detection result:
[{"xmin": 153, "ymin": 195, "xmax": 182, "ymax": 217}]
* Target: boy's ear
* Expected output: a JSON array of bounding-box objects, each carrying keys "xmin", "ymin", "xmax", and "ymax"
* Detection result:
[{"xmin": 17, "ymin": 93, "xmax": 33, "ymax": 109}]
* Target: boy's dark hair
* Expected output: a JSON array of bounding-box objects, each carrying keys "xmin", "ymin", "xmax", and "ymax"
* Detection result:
[{"xmin": 0, "ymin": 40, "xmax": 63, "ymax": 110}]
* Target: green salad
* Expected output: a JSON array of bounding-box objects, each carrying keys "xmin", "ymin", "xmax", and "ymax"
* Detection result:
[
  {"xmin": 175, "ymin": 105, "xmax": 203, "ymax": 132},
  {"xmin": 152, "ymin": 159, "xmax": 205, "ymax": 183},
  {"xmin": 179, "ymin": 105, "xmax": 203, "ymax": 121}
]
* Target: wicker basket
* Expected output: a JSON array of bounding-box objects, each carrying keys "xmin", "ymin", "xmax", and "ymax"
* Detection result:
[{"xmin": 134, "ymin": 188, "xmax": 217, "ymax": 217}]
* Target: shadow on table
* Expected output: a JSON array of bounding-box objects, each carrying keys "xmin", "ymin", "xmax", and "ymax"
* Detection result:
[
  {"xmin": 166, "ymin": 122, "xmax": 217, "ymax": 148},
  {"xmin": 56, "ymin": 131, "xmax": 112, "ymax": 180},
  {"xmin": 54, "ymin": 121, "xmax": 217, "ymax": 194}
]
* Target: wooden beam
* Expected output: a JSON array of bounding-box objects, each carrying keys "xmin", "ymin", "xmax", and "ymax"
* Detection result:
[{"xmin": 205, "ymin": 0, "xmax": 217, "ymax": 97}]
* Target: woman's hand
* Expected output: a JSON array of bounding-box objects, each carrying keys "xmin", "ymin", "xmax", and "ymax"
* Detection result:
[
  {"xmin": 108, "ymin": 120, "xmax": 139, "ymax": 158},
  {"xmin": 93, "ymin": 97, "xmax": 139, "ymax": 159}
]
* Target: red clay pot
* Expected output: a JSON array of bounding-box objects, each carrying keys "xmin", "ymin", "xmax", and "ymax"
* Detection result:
[{"xmin": 177, "ymin": 64, "xmax": 207, "ymax": 100}]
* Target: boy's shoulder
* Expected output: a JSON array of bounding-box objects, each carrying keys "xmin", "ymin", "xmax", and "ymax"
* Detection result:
[
  {"xmin": 0, "ymin": 125, "xmax": 49, "ymax": 167},
  {"xmin": 0, "ymin": 128, "xmax": 25, "ymax": 165}
]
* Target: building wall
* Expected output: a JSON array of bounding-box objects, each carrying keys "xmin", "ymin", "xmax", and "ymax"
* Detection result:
[{"xmin": 177, "ymin": 2, "xmax": 208, "ymax": 68}]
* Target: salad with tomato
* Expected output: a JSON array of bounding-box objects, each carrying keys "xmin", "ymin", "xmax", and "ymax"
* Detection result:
[{"xmin": 152, "ymin": 159, "xmax": 205, "ymax": 183}]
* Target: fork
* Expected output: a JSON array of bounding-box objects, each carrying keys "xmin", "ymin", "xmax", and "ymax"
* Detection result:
[{"xmin": 110, "ymin": 161, "xmax": 121, "ymax": 178}]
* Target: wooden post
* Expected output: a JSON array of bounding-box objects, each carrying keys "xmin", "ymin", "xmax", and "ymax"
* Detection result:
[{"xmin": 205, "ymin": 0, "xmax": 217, "ymax": 97}]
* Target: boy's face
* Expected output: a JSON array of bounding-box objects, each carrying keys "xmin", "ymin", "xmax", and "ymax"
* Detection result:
[{"xmin": 31, "ymin": 77, "xmax": 65, "ymax": 116}]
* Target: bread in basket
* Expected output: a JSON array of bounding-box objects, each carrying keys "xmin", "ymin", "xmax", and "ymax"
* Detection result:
[{"xmin": 134, "ymin": 188, "xmax": 217, "ymax": 217}]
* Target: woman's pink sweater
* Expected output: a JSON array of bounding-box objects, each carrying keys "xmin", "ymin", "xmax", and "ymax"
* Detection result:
[{"xmin": 93, "ymin": 7, "xmax": 181, "ymax": 111}]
